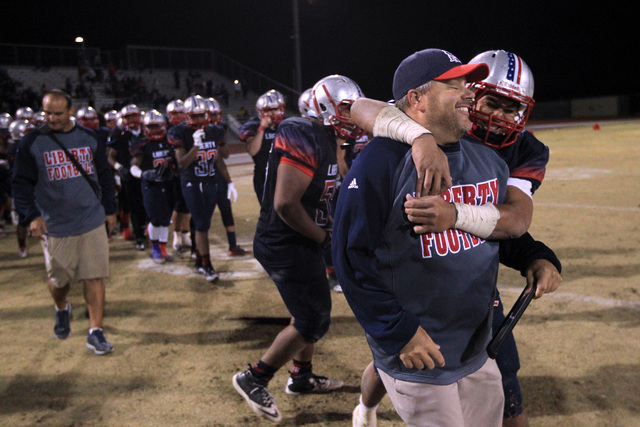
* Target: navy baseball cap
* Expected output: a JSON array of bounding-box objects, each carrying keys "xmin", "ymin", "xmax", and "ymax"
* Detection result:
[{"xmin": 392, "ymin": 49, "xmax": 489, "ymax": 100}]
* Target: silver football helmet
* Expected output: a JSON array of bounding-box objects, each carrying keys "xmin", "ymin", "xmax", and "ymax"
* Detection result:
[
  {"xmin": 33, "ymin": 111, "xmax": 46, "ymax": 127},
  {"xmin": 166, "ymin": 99, "xmax": 184, "ymax": 126},
  {"xmin": 267, "ymin": 89, "xmax": 286, "ymax": 108},
  {"xmin": 104, "ymin": 110, "xmax": 119, "ymax": 130},
  {"xmin": 468, "ymin": 50, "xmax": 535, "ymax": 147},
  {"xmin": 183, "ymin": 95, "xmax": 209, "ymax": 129},
  {"xmin": 256, "ymin": 92, "xmax": 284, "ymax": 125},
  {"xmin": 142, "ymin": 109, "xmax": 167, "ymax": 141},
  {"xmin": 0, "ymin": 113, "xmax": 13, "ymax": 129},
  {"xmin": 166, "ymin": 99, "xmax": 184, "ymax": 114},
  {"xmin": 312, "ymin": 74, "xmax": 365, "ymax": 139},
  {"xmin": 77, "ymin": 106, "xmax": 99, "ymax": 130},
  {"xmin": 120, "ymin": 104, "xmax": 142, "ymax": 131},
  {"xmin": 206, "ymin": 97, "xmax": 223, "ymax": 125},
  {"xmin": 297, "ymin": 88, "xmax": 316, "ymax": 118},
  {"xmin": 9, "ymin": 119, "xmax": 35, "ymax": 142},
  {"xmin": 15, "ymin": 107, "xmax": 34, "ymax": 122}
]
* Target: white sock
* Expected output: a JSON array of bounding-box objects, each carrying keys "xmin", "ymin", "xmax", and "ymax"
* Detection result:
[
  {"xmin": 158, "ymin": 226, "xmax": 169, "ymax": 243},
  {"xmin": 55, "ymin": 302, "xmax": 69, "ymax": 312},
  {"xmin": 360, "ymin": 395, "xmax": 379, "ymax": 411},
  {"xmin": 89, "ymin": 328, "xmax": 102, "ymax": 334},
  {"xmin": 182, "ymin": 231, "xmax": 191, "ymax": 247}
]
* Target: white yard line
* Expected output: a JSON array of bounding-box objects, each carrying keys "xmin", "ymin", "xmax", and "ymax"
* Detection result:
[{"xmin": 498, "ymin": 285, "xmax": 640, "ymax": 310}]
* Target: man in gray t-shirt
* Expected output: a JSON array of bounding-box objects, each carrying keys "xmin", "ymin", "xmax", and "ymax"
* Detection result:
[{"xmin": 12, "ymin": 89, "xmax": 117, "ymax": 355}]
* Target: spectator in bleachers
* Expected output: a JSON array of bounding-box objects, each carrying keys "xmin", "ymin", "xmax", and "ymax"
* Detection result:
[{"xmin": 235, "ymin": 106, "xmax": 249, "ymax": 122}]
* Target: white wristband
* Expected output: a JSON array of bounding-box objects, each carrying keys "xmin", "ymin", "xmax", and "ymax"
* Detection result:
[
  {"xmin": 372, "ymin": 105, "xmax": 432, "ymax": 146},
  {"xmin": 130, "ymin": 165, "xmax": 142, "ymax": 178},
  {"xmin": 453, "ymin": 203, "xmax": 501, "ymax": 239}
]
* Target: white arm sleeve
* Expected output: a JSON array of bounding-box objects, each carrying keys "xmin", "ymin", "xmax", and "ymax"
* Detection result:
[
  {"xmin": 453, "ymin": 203, "xmax": 501, "ymax": 239},
  {"xmin": 372, "ymin": 105, "xmax": 432, "ymax": 146}
]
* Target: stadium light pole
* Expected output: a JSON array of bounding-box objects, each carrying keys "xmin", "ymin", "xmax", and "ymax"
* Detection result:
[{"xmin": 292, "ymin": 0, "xmax": 302, "ymax": 93}]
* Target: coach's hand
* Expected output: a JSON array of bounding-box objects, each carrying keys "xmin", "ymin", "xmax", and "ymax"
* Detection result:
[
  {"xmin": 29, "ymin": 216, "xmax": 48, "ymax": 240},
  {"xmin": 106, "ymin": 214, "xmax": 117, "ymax": 235},
  {"xmin": 399, "ymin": 326, "xmax": 445, "ymax": 370}
]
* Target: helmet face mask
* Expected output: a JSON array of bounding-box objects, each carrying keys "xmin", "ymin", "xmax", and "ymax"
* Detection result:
[
  {"xmin": 312, "ymin": 75, "xmax": 365, "ymax": 140},
  {"xmin": 142, "ymin": 109, "xmax": 167, "ymax": 141},
  {"xmin": 467, "ymin": 50, "xmax": 535, "ymax": 148}
]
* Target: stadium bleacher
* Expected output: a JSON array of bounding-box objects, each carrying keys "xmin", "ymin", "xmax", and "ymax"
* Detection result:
[{"xmin": 2, "ymin": 65, "xmax": 264, "ymax": 142}]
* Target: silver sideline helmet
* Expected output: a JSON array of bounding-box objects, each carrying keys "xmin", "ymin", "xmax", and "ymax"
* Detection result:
[
  {"xmin": 9, "ymin": 119, "xmax": 35, "ymax": 141},
  {"xmin": 142, "ymin": 109, "xmax": 167, "ymax": 140},
  {"xmin": 297, "ymin": 88, "xmax": 316, "ymax": 118},
  {"xmin": 312, "ymin": 74, "xmax": 365, "ymax": 139},
  {"xmin": 183, "ymin": 95, "xmax": 209, "ymax": 129},
  {"xmin": 468, "ymin": 50, "xmax": 535, "ymax": 147},
  {"xmin": 15, "ymin": 107, "xmax": 34, "ymax": 121},
  {"xmin": 0, "ymin": 113, "xmax": 13, "ymax": 129}
]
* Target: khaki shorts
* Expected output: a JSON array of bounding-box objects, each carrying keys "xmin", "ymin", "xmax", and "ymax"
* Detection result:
[
  {"xmin": 379, "ymin": 357, "xmax": 504, "ymax": 427},
  {"xmin": 43, "ymin": 225, "xmax": 109, "ymax": 288}
]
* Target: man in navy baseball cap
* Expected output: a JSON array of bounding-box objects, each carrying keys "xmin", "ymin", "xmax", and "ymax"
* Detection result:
[
  {"xmin": 334, "ymin": 47, "xmax": 509, "ymax": 427},
  {"xmin": 393, "ymin": 48, "xmax": 489, "ymax": 101}
]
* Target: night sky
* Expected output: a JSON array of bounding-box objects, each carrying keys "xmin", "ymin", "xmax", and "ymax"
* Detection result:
[{"xmin": 3, "ymin": 0, "xmax": 636, "ymax": 103}]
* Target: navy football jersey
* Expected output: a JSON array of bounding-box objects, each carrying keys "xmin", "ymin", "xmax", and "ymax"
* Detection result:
[
  {"xmin": 255, "ymin": 117, "xmax": 338, "ymax": 259},
  {"xmin": 107, "ymin": 128, "xmax": 140, "ymax": 167},
  {"xmin": 239, "ymin": 118, "xmax": 278, "ymax": 201},
  {"xmin": 464, "ymin": 129, "xmax": 548, "ymax": 196},
  {"xmin": 167, "ymin": 123, "xmax": 225, "ymax": 183},
  {"xmin": 342, "ymin": 133, "xmax": 369, "ymax": 170},
  {"xmin": 130, "ymin": 136, "xmax": 176, "ymax": 179}
]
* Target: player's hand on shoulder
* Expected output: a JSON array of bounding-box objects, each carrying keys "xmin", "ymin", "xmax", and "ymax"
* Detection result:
[
  {"xmin": 525, "ymin": 258, "xmax": 562, "ymax": 298},
  {"xmin": 412, "ymin": 134, "xmax": 452, "ymax": 196},
  {"xmin": 399, "ymin": 326, "xmax": 445, "ymax": 370}
]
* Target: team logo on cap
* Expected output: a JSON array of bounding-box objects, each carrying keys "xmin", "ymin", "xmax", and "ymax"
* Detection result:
[{"xmin": 442, "ymin": 50, "xmax": 461, "ymax": 64}]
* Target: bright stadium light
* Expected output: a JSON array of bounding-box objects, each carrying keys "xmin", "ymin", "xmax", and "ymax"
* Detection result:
[{"xmin": 75, "ymin": 36, "xmax": 84, "ymax": 44}]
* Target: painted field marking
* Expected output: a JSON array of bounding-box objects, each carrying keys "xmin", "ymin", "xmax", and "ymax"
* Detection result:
[
  {"xmin": 499, "ymin": 285, "xmax": 640, "ymax": 310},
  {"xmin": 136, "ymin": 242, "xmax": 267, "ymax": 281},
  {"xmin": 536, "ymin": 202, "xmax": 639, "ymax": 212}
]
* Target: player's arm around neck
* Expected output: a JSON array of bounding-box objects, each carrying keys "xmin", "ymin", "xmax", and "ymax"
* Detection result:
[{"xmin": 351, "ymin": 98, "xmax": 451, "ymax": 196}]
